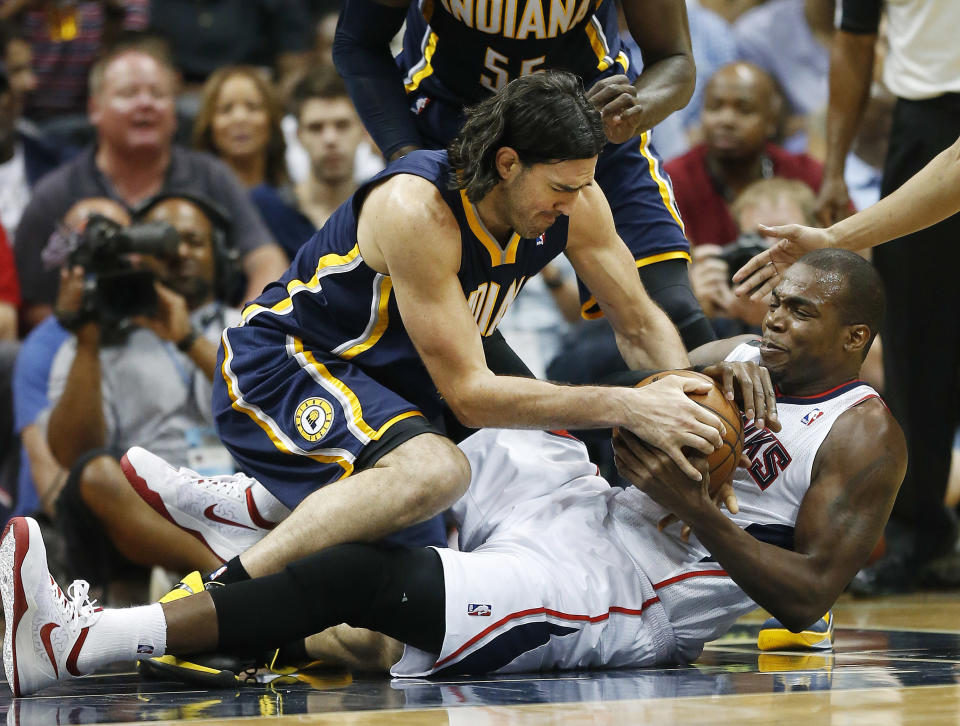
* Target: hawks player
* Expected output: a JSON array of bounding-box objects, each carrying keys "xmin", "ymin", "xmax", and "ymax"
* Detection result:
[
  {"xmin": 333, "ymin": 0, "xmax": 714, "ymax": 346},
  {"xmin": 0, "ymin": 249, "xmax": 903, "ymax": 694}
]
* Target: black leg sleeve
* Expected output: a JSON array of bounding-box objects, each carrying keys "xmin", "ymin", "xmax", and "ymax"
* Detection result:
[{"xmin": 208, "ymin": 544, "xmax": 446, "ymax": 657}]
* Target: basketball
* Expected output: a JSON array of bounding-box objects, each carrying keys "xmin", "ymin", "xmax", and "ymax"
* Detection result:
[{"xmin": 635, "ymin": 370, "xmax": 744, "ymax": 493}]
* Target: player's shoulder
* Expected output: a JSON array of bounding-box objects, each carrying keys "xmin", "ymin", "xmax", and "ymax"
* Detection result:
[
  {"xmin": 819, "ymin": 394, "xmax": 906, "ymax": 479},
  {"xmin": 361, "ymin": 168, "xmax": 456, "ymax": 233}
]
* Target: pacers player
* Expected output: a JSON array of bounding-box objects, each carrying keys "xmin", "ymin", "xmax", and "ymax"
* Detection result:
[
  {"xmin": 333, "ymin": 0, "xmax": 714, "ymax": 347},
  {"xmin": 1, "ymin": 250, "xmax": 903, "ymax": 694}
]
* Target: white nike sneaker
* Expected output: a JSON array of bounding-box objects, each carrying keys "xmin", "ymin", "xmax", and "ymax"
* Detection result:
[
  {"xmin": 0, "ymin": 517, "xmax": 102, "ymax": 697},
  {"xmin": 121, "ymin": 447, "xmax": 289, "ymax": 562}
]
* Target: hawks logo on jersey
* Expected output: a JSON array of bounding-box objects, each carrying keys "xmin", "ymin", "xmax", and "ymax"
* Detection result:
[{"xmin": 741, "ymin": 419, "xmax": 793, "ymax": 491}]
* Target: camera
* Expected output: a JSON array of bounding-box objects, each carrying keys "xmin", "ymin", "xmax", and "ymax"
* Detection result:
[
  {"xmin": 717, "ymin": 233, "xmax": 771, "ymax": 284},
  {"xmin": 65, "ymin": 213, "xmax": 180, "ymax": 328}
]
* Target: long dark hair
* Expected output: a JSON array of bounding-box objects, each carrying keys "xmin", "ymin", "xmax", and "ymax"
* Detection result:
[{"xmin": 448, "ymin": 70, "xmax": 605, "ymax": 201}]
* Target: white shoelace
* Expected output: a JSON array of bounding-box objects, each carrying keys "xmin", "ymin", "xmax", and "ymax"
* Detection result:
[{"xmin": 54, "ymin": 579, "xmax": 100, "ymax": 629}]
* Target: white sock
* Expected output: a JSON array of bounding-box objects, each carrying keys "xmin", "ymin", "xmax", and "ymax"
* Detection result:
[
  {"xmin": 76, "ymin": 603, "xmax": 167, "ymax": 673},
  {"xmin": 249, "ymin": 481, "xmax": 291, "ymax": 523}
]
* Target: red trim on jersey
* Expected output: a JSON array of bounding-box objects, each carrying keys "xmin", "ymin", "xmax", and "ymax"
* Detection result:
[
  {"xmin": 434, "ymin": 600, "xmax": 660, "ymax": 669},
  {"xmin": 547, "ymin": 430, "xmax": 579, "ymax": 441},
  {"xmin": 851, "ymin": 393, "xmax": 884, "ymax": 409},
  {"xmin": 775, "ymin": 379, "xmax": 862, "ymax": 400},
  {"xmin": 652, "ymin": 569, "xmax": 729, "ymax": 590}
]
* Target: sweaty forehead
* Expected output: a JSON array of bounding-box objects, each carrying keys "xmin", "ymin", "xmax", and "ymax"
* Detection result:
[
  {"xmin": 541, "ymin": 157, "xmax": 596, "ymax": 187},
  {"xmin": 779, "ymin": 263, "xmax": 843, "ymax": 305}
]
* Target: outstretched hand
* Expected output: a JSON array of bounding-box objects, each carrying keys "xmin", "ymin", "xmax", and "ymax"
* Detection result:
[{"xmin": 731, "ymin": 224, "xmax": 833, "ymax": 300}]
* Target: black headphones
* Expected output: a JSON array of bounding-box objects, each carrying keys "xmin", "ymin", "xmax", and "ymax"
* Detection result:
[{"xmin": 133, "ymin": 191, "xmax": 243, "ymax": 304}]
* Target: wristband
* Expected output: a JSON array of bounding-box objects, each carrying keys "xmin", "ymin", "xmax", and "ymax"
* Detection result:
[{"xmin": 176, "ymin": 329, "xmax": 199, "ymax": 353}]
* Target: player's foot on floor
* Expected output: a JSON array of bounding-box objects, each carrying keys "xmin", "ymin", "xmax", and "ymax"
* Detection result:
[
  {"xmin": 0, "ymin": 517, "xmax": 102, "ymax": 697},
  {"xmin": 757, "ymin": 611, "xmax": 834, "ymax": 651},
  {"xmin": 137, "ymin": 571, "xmax": 257, "ymax": 688},
  {"xmin": 121, "ymin": 447, "xmax": 290, "ymax": 563}
]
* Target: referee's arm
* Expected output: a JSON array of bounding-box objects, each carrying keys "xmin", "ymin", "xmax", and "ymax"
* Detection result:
[{"xmin": 817, "ymin": 0, "xmax": 882, "ymax": 226}]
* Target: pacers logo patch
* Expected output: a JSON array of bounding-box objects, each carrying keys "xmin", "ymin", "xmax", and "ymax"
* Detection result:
[{"xmin": 295, "ymin": 398, "xmax": 334, "ymax": 442}]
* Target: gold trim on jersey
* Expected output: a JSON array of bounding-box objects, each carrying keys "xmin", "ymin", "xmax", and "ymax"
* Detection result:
[
  {"xmin": 240, "ymin": 245, "xmax": 364, "ymax": 325},
  {"xmin": 287, "ymin": 336, "xmax": 423, "ymax": 444},
  {"xmin": 579, "ymin": 250, "xmax": 692, "ymax": 320},
  {"xmin": 638, "ymin": 131, "xmax": 684, "ymax": 231},
  {"xmin": 404, "ymin": 29, "xmax": 440, "ymax": 93},
  {"xmin": 460, "ymin": 189, "xmax": 522, "ymax": 266},
  {"xmin": 219, "ymin": 331, "xmax": 355, "ymax": 476},
  {"xmin": 332, "ymin": 274, "xmax": 394, "ymax": 360},
  {"xmin": 584, "ymin": 16, "xmax": 627, "ymax": 71}
]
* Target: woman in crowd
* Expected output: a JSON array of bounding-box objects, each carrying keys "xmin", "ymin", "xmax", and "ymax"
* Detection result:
[{"xmin": 193, "ymin": 66, "xmax": 312, "ymax": 259}]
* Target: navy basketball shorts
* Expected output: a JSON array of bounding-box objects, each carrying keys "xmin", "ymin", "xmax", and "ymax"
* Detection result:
[
  {"xmin": 213, "ymin": 324, "xmax": 446, "ymax": 547},
  {"xmin": 408, "ymin": 71, "xmax": 690, "ymax": 320}
]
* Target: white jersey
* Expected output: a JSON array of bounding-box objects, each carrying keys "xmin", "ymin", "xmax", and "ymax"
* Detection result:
[{"xmin": 392, "ymin": 343, "xmax": 882, "ymax": 676}]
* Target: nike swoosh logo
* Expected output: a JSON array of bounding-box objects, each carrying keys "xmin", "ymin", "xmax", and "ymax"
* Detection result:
[
  {"xmin": 245, "ymin": 487, "xmax": 279, "ymax": 530},
  {"xmin": 65, "ymin": 626, "xmax": 89, "ymax": 677},
  {"xmin": 39, "ymin": 623, "xmax": 59, "ymax": 678},
  {"xmin": 203, "ymin": 505, "xmax": 254, "ymax": 530}
]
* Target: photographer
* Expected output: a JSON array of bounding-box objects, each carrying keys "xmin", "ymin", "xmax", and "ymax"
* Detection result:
[
  {"xmin": 691, "ymin": 178, "xmax": 817, "ymax": 336},
  {"xmin": 39, "ymin": 194, "xmax": 243, "ymax": 594}
]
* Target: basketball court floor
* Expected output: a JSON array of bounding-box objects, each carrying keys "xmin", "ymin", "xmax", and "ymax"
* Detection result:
[{"xmin": 3, "ymin": 593, "xmax": 960, "ymax": 725}]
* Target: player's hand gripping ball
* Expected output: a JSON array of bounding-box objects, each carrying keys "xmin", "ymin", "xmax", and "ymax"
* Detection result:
[{"xmin": 636, "ymin": 370, "xmax": 744, "ymax": 493}]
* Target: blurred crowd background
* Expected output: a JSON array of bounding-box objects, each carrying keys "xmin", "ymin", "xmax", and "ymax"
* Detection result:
[{"xmin": 0, "ymin": 0, "xmax": 955, "ymax": 601}]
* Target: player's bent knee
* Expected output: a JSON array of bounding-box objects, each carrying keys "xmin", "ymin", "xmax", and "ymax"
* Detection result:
[{"xmin": 378, "ymin": 433, "xmax": 471, "ymax": 506}]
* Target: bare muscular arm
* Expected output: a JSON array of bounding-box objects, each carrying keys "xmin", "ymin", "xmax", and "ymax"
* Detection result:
[
  {"xmin": 358, "ymin": 174, "xmax": 725, "ymax": 478},
  {"xmin": 617, "ymin": 398, "xmax": 905, "ymax": 630},
  {"xmin": 565, "ymin": 183, "xmax": 689, "ymax": 371}
]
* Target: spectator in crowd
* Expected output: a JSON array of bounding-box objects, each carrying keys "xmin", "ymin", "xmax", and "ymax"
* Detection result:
[
  {"xmin": 40, "ymin": 194, "xmax": 263, "ymax": 590},
  {"xmin": 13, "ymin": 46, "xmax": 288, "ymax": 331},
  {"xmin": 11, "ymin": 198, "xmax": 124, "ymax": 529},
  {"xmin": 733, "ymin": 0, "xmax": 834, "ymax": 149},
  {"xmin": 192, "ymin": 66, "xmax": 289, "ymax": 191},
  {"xmin": 192, "ymin": 65, "xmax": 314, "ymax": 259},
  {"xmin": 280, "ymin": 68, "xmax": 367, "ymax": 246},
  {"xmin": 0, "ymin": 60, "xmax": 61, "ymax": 240},
  {"xmin": 690, "ymin": 178, "xmax": 816, "ymax": 337},
  {"xmin": 619, "ymin": 0, "xmax": 737, "ymax": 161},
  {"xmin": 0, "ymin": 20, "xmax": 37, "ymax": 103},
  {"xmin": 665, "ymin": 62, "xmax": 825, "ymax": 247},
  {"xmin": 800, "ymin": 0, "xmax": 960, "ymax": 592},
  {"xmin": 0, "ymin": 0, "xmax": 147, "ymax": 135},
  {"xmin": 148, "ymin": 0, "xmax": 312, "ymax": 88}
]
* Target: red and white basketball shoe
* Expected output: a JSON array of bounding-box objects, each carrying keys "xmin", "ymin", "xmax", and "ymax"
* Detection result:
[
  {"xmin": 121, "ymin": 447, "xmax": 289, "ymax": 563},
  {"xmin": 0, "ymin": 517, "xmax": 102, "ymax": 697}
]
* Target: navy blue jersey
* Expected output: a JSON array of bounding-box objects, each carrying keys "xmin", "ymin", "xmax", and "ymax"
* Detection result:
[
  {"xmin": 401, "ymin": 0, "xmax": 629, "ymax": 105},
  {"xmin": 240, "ymin": 149, "xmax": 568, "ymax": 378}
]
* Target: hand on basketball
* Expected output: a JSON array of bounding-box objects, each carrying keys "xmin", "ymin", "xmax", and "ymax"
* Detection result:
[
  {"xmin": 621, "ymin": 375, "xmax": 725, "ymax": 481},
  {"xmin": 585, "ymin": 75, "xmax": 646, "ymax": 144},
  {"xmin": 700, "ymin": 361, "xmax": 779, "ymax": 432},
  {"xmin": 613, "ymin": 428, "xmax": 715, "ymax": 524},
  {"xmin": 731, "ymin": 224, "xmax": 831, "ymax": 301},
  {"xmin": 656, "ymin": 453, "xmax": 749, "ymax": 541}
]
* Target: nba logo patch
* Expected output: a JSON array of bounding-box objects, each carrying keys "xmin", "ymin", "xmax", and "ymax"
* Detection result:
[
  {"xmin": 137, "ymin": 644, "xmax": 155, "ymax": 655},
  {"xmin": 412, "ymin": 96, "xmax": 431, "ymax": 115},
  {"xmin": 536, "ymin": 233, "xmax": 545, "ymax": 246},
  {"xmin": 468, "ymin": 603, "xmax": 492, "ymax": 616},
  {"xmin": 801, "ymin": 408, "xmax": 824, "ymax": 426}
]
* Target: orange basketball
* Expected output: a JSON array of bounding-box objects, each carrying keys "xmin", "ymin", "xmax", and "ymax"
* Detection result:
[{"xmin": 635, "ymin": 370, "xmax": 744, "ymax": 493}]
